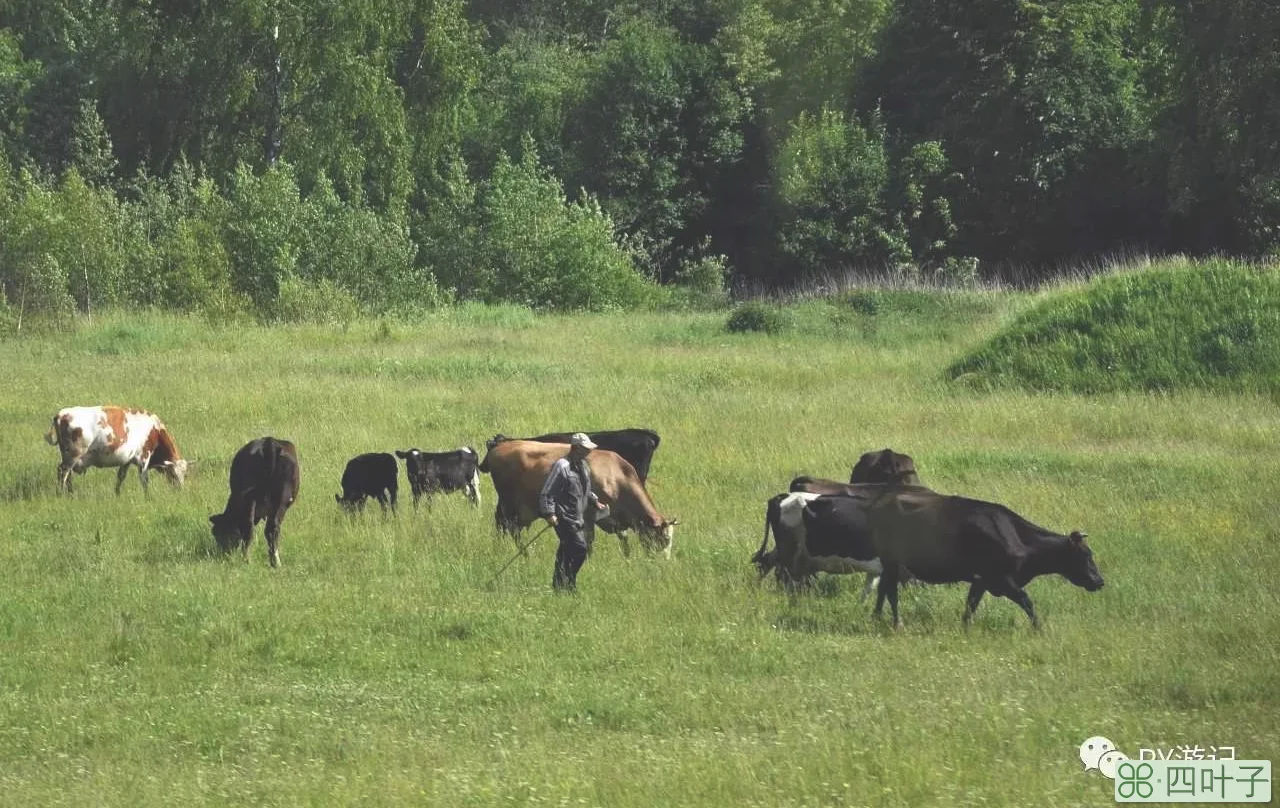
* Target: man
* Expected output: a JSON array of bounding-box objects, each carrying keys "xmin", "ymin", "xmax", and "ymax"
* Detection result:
[{"xmin": 538, "ymin": 432, "xmax": 602, "ymax": 592}]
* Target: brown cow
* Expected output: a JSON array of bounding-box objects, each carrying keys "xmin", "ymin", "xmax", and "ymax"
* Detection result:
[
  {"xmin": 481, "ymin": 439, "xmax": 677, "ymax": 557},
  {"xmin": 209, "ymin": 437, "xmax": 300, "ymax": 568},
  {"xmin": 45, "ymin": 405, "xmax": 189, "ymax": 494}
]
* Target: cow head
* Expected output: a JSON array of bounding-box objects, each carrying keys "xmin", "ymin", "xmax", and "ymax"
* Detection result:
[
  {"xmin": 1060, "ymin": 531, "xmax": 1104, "ymax": 591},
  {"xmin": 395, "ymin": 449, "xmax": 423, "ymax": 476},
  {"xmin": 850, "ymin": 448, "xmax": 920, "ymax": 486},
  {"xmin": 334, "ymin": 493, "xmax": 360, "ymax": 513},
  {"xmin": 208, "ymin": 512, "xmax": 237, "ymax": 551},
  {"xmin": 638, "ymin": 516, "xmax": 678, "ymax": 559},
  {"xmin": 159, "ymin": 458, "xmax": 190, "ymax": 487}
]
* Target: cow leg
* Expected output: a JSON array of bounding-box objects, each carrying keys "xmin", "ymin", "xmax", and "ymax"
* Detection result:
[
  {"xmin": 987, "ymin": 576, "xmax": 1039, "ymax": 629},
  {"xmin": 57, "ymin": 462, "xmax": 75, "ymax": 494},
  {"xmin": 411, "ymin": 488, "xmax": 422, "ymax": 511},
  {"xmin": 467, "ymin": 476, "xmax": 481, "ymax": 507},
  {"xmin": 265, "ymin": 513, "xmax": 282, "ymax": 568},
  {"xmin": 115, "ymin": 464, "xmax": 131, "ymax": 495},
  {"xmin": 876, "ymin": 565, "xmax": 902, "ymax": 628},
  {"xmin": 614, "ymin": 530, "xmax": 628, "ymax": 559},
  {"xmin": 375, "ymin": 492, "xmax": 390, "ymax": 516},
  {"xmin": 239, "ymin": 503, "xmax": 257, "ymax": 563},
  {"xmin": 962, "ymin": 582, "xmax": 987, "ymax": 628},
  {"xmin": 859, "ymin": 572, "xmax": 879, "ymax": 603},
  {"xmin": 388, "ymin": 485, "xmax": 398, "ymax": 515}
]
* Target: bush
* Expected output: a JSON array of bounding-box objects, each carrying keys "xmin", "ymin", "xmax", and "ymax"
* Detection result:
[
  {"xmin": 947, "ymin": 259, "xmax": 1280, "ymax": 393},
  {"xmin": 727, "ymin": 301, "xmax": 792, "ymax": 334},
  {"xmin": 471, "ymin": 142, "xmax": 658, "ymax": 311},
  {"xmin": 270, "ymin": 276, "xmax": 361, "ymax": 328}
]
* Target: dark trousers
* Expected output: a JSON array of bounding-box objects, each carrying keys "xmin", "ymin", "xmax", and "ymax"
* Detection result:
[{"xmin": 552, "ymin": 521, "xmax": 589, "ymax": 591}]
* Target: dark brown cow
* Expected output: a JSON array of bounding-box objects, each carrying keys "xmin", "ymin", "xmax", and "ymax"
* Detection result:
[
  {"xmin": 481, "ymin": 439, "xmax": 677, "ymax": 557},
  {"xmin": 850, "ymin": 448, "xmax": 919, "ymax": 486},
  {"xmin": 210, "ymin": 437, "xmax": 300, "ymax": 568},
  {"xmin": 866, "ymin": 488, "xmax": 1104, "ymax": 629},
  {"xmin": 789, "ymin": 448, "xmax": 920, "ymax": 497}
]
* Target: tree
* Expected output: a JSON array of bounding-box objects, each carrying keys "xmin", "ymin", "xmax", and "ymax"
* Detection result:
[{"xmin": 865, "ymin": 0, "xmax": 1152, "ymax": 270}]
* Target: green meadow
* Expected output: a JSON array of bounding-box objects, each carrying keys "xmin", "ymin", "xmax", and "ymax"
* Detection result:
[{"xmin": 1, "ymin": 285, "xmax": 1277, "ymax": 806}]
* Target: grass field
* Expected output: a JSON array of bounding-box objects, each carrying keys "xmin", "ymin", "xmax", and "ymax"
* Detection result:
[{"xmin": 1, "ymin": 293, "xmax": 1277, "ymax": 806}]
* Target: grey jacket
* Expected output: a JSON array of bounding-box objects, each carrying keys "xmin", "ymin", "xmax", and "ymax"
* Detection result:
[{"xmin": 538, "ymin": 457, "xmax": 595, "ymax": 529}]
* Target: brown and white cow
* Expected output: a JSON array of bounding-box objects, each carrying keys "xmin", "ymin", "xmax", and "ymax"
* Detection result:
[
  {"xmin": 45, "ymin": 405, "xmax": 189, "ymax": 494},
  {"xmin": 481, "ymin": 439, "xmax": 677, "ymax": 557}
]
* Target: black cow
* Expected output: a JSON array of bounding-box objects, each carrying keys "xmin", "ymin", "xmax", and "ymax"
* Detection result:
[
  {"xmin": 335, "ymin": 452, "xmax": 399, "ymax": 515},
  {"xmin": 209, "ymin": 437, "xmax": 300, "ymax": 568},
  {"xmin": 395, "ymin": 448, "xmax": 480, "ymax": 509},
  {"xmin": 789, "ymin": 448, "xmax": 921, "ymax": 496},
  {"xmin": 866, "ymin": 488, "xmax": 1104, "ymax": 629},
  {"xmin": 483, "ymin": 428, "xmax": 661, "ymax": 482}
]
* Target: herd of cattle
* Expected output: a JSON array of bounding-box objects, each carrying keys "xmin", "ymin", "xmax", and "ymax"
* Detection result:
[{"xmin": 44, "ymin": 404, "xmax": 1104, "ymax": 628}]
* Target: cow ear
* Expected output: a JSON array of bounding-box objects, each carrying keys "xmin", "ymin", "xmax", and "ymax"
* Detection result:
[
  {"xmin": 395, "ymin": 450, "xmax": 408, "ymax": 459},
  {"xmin": 668, "ymin": 517, "xmax": 680, "ymax": 527},
  {"xmin": 1070, "ymin": 530, "xmax": 1087, "ymax": 544}
]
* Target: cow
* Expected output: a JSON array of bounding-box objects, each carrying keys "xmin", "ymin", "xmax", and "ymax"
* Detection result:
[
  {"xmin": 480, "ymin": 439, "xmax": 677, "ymax": 557},
  {"xmin": 395, "ymin": 447, "xmax": 481, "ymax": 509},
  {"xmin": 788, "ymin": 448, "xmax": 921, "ymax": 497},
  {"xmin": 753, "ymin": 492, "xmax": 884, "ymax": 599},
  {"xmin": 335, "ymin": 452, "xmax": 398, "ymax": 515},
  {"xmin": 850, "ymin": 448, "xmax": 920, "ymax": 486},
  {"xmin": 209, "ymin": 437, "xmax": 300, "ymax": 568},
  {"xmin": 45, "ymin": 405, "xmax": 190, "ymax": 494},
  {"xmin": 484, "ymin": 428, "xmax": 661, "ymax": 482},
  {"xmin": 865, "ymin": 488, "xmax": 1104, "ymax": 629}
]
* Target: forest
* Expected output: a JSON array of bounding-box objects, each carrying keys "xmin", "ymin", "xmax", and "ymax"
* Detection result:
[{"xmin": 1, "ymin": 0, "xmax": 1277, "ymax": 320}]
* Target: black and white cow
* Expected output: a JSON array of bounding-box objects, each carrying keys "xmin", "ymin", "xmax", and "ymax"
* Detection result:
[
  {"xmin": 753, "ymin": 491, "xmax": 885, "ymax": 599},
  {"xmin": 395, "ymin": 447, "xmax": 481, "ymax": 509}
]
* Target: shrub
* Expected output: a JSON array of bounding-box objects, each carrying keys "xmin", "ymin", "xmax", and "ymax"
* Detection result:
[
  {"xmin": 727, "ymin": 301, "xmax": 792, "ymax": 334},
  {"xmin": 473, "ymin": 142, "xmax": 657, "ymax": 311},
  {"xmin": 270, "ymin": 276, "xmax": 361, "ymax": 328},
  {"xmin": 947, "ymin": 259, "xmax": 1280, "ymax": 393}
]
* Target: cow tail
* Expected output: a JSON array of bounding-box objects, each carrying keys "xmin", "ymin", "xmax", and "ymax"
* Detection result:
[{"xmin": 755, "ymin": 496, "xmax": 779, "ymax": 563}]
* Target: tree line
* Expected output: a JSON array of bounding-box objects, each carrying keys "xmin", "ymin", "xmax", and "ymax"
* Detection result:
[{"xmin": 1, "ymin": 0, "xmax": 1277, "ymax": 321}]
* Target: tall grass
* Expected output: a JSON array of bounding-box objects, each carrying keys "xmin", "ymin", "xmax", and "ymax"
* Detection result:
[{"xmin": 0, "ymin": 291, "xmax": 1277, "ymax": 806}]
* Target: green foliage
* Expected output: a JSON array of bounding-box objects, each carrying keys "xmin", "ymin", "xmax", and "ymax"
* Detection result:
[
  {"xmin": 270, "ymin": 275, "xmax": 361, "ymax": 328},
  {"xmin": 563, "ymin": 15, "xmax": 749, "ymax": 280},
  {"xmin": 866, "ymin": 0, "xmax": 1152, "ymax": 265},
  {"xmin": 669, "ymin": 242, "xmax": 731, "ymax": 309},
  {"xmin": 0, "ymin": 168, "xmax": 130, "ymax": 318},
  {"xmin": 221, "ymin": 163, "xmax": 302, "ymax": 310},
  {"xmin": 948, "ymin": 259, "xmax": 1280, "ymax": 393},
  {"xmin": 775, "ymin": 108, "xmax": 909, "ymax": 274},
  {"xmin": 472, "ymin": 143, "xmax": 656, "ymax": 311},
  {"xmin": 1149, "ymin": 2, "xmax": 1280, "ymax": 257},
  {"xmin": 726, "ymin": 300, "xmax": 791, "ymax": 333}
]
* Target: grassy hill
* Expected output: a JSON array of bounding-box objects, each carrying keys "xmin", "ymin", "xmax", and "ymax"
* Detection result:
[
  {"xmin": 947, "ymin": 258, "xmax": 1280, "ymax": 393},
  {"xmin": 0, "ymin": 291, "xmax": 1277, "ymax": 806}
]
